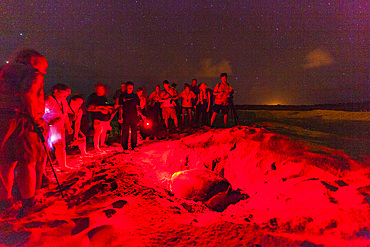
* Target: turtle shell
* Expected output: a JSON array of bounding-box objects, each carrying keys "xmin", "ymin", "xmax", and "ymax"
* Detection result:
[{"xmin": 170, "ymin": 169, "xmax": 231, "ymax": 201}]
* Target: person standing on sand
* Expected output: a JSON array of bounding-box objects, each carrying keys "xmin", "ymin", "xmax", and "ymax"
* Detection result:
[
  {"xmin": 159, "ymin": 80, "xmax": 179, "ymax": 131},
  {"xmin": 0, "ymin": 49, "xmax": 48, "ymax": 217},
  {"xmin": 195, "ymin": 83, "xmax": 211, "ymax": 127},
  {"xmin": 210, "ymin": 73, "xmax": 233, "ymax": 128},
  {"xmin": 43, "ymin": 83, "xmax": 74, "ymax": 171},
  {"xmin": 118, "ymin": 81, "xmax": 145, "ymax": 152},
  {"xmin": 87, "ymin": 83, "xmax": 113, "ymax": 151},
  {"xmin": 178, "ymin": 83, "xmax": 196, "ymax": 126},
  {"xmin": 148, "ymin": 84, "xmax": 162, "ymax": 129},
  {"xmin": 66, "ymin": 94, "xmax": 88, "ymax": 156}
]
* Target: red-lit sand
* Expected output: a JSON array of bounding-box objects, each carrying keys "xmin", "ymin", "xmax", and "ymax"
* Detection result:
[{"xmin": 1, "ymin": 126, "xmax": 369, "ymax": 246}]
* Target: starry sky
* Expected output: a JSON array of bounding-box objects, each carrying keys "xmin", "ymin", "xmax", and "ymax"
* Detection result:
[{"xmin": 1, "ymin": 1, "xmax": 368, "ymax": 105}]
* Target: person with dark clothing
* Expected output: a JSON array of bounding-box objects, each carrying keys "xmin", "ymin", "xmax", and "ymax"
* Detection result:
[
  {"xmin": 148, "ymin": 85, "xmax": 162, "ymax": 129},
  {"xmin": 118, "ymin": 81, "xmax": 144, "ymax": 151},
  {"xmin": 113, "ymin": 82, "xmax": 126, "ymax": 134},
  {"xmin": 87, "ymin": 83, "xmax": 113, "ymax": 151},
  {"xmin": 113, "ymin": 82, "xmax": 126, "ymax": 105},
  {"xmin": 195, "ymin": 83, "xmax": 211, "ymax": 126}
]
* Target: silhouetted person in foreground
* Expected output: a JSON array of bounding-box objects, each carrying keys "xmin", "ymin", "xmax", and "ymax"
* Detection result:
[{"xmin": 0, "ymin": 49, "xmax": 48, "ymax": 217}]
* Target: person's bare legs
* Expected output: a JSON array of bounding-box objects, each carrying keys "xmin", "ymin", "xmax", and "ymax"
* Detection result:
[
  {"xmin": 223, "ymin": 114, "xmax": 228, "ymax": 127},
  {"xmin": 54, "ymin": 141, "xmax": 68, "ymax": 170},
  {"xmin": 100, "ymin": 127, "xmax": 107, "ymax": 147},
  {"xmin": 93, "ymin": 126, "xmax": 102, "ymax": 150},
  {"xmin": 164, "ymin": 117, "xmax": 169, "ymax": 129},
  {"xmin": 210, "ymin": 112, "xmax": 217, "ymax": 126},
  {"xmin": 78, "ymin": 142, "xmax": 87, "ymax": 155},
  {"xmin": 188, "ymin": 109, "xmax": 192, "ymax": 124},
  {"xmin": 35, "ymin": 154, "xmax": 47, "ymax": 194},
  {"xmin": 15, "ymin": 161, "xmax": 37, "ymax": 200},
  {"xmin": 173, "ymin": 115, "xmax": 178, "ymax": 128},
  {"xmin": 0, "ymin": 161, "xmax": 17, "ymax": 199},
  {"xmin": 78, "ymin": 132, "xmax": 87, "ymax": 155},
  {"xmin": 181, "ymin": 108, "xmax": 185, "ymax": 125}
]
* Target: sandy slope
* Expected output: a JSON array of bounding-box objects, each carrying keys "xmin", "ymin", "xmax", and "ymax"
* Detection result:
[{"xmin": 1, "ymin": 126, "xmax": 369, "ymax": 247}]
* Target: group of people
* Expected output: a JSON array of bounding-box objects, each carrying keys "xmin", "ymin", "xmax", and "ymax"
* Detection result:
[{"xmin": 0, "ymin": 48, "xmax": 234, "ymax": 217}]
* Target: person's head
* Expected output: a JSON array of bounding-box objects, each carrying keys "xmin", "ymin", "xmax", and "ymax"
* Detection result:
[
  {"xmin": 0, "ymin": 63, "xmax": 42, "ymax": 93},
  {"xmin": 120, "ymin": 82, "xmax": 126, "ymax": 92},
  {"xmin": 14, "ymin": 49, "xmax": 48, "ymax": 75},
  {"xmin": 136, "ymin": 87, "xmax": 144, "ymax": 97},
  {"xmin": 163, "ymin": 80, "xmax": 170, "ymax": 89},
  {"xmin": 199, "ymin": 82, "xmax": 207, "ymax": 91},
  {"xmin": 95, "ymin": 83, "xmax": 107, "ymax": 96},
  {"xmin": 171, "ymin": 83, "xmax": 177, "ymax": 89},
  {"xmin": 70, "ymin": 94, "xmax": 85, "ymax": 109},
  {"xmin": 155, "ymin": 84, "xmax": 160, "ymax": 92},
  {"xmin": 184, "ymin": 83, "xmax": 190, "ymax": 92},
  {"xmin": 125, "ymin": 81, "xmax": 134, "ymax": 94},
  {"xmin": 191, "ymin": 79, "xmax": 197, "ymax": 86},
  {"xmin": 51, "ymin": 83, "xmax": 71, "ymax": 100},
  {"xmin": 220, "ymin": 73, "xmax": 228, "ymax": 84}
]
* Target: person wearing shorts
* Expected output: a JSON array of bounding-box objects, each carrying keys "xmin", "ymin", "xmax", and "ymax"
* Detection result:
[
  {"xmin": 0, "ymin": 49, "xmax": 48, "ymax": 216},
  {"xmin": 178, "ymin": 83, "xmax": 196, "ymax": 126},
  {"xmin": 211, "ymin": 73, "xmax": 233, "ymax": 128},
  {"xmin": 159, "ymin": 80, "xmax": 179, "ymax": 131},
  {"xmin": 87, "ymin": 83, "xmax": 113, "ymax": 151}
]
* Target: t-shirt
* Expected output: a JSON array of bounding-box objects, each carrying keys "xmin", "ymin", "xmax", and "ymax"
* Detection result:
[
  {"xmin": 178, "ymin": 91, "xmax": 196, "ymax": 107},
  {"xmin": 113, "ymin": 89, "xmax": 124, "ymax": 102},
  {"xmin": 87, "ymin": 93, "xmax": 111, "ymax": 121},
  {"xmin": 43, "ymin": 95, "xmax": 69, "ymax": 132},
  {"xmin": 214, "ymin": 83, "xmax": 232, "ymax": 105},
  {"xmin": 119, "ymin": 92, "xmax": 140, "ymax": 118},
  {"xmin": 160, "ymin": 88, "xmax": 177, "ymax": 108}
]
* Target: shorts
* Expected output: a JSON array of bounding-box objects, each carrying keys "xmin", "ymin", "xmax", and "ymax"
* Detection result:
[
  {"xmin": 182, "ymin": 106, "xmax": 193, "ymax": 111},
  {"xmin": 93, "ymin": 119, "xmax": 112, "ymax": 131},
  {"xmin": 162, "ymin": 107, "xmax": 177, "ymax": 120},
  {"xmin": 213, "ymin": 104, "xmax": 229, "ymax": 114},
  {"xmin": 0, "ymin": 114, "xmax": 45, "ymax": 163}
]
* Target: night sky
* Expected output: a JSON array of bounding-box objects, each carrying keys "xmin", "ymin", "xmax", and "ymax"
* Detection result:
[{"xmin": 1, "ymin": 1, "xmax": 368, "ymax": 105}]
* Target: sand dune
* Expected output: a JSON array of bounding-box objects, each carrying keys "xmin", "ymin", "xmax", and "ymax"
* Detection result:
[{"xmin": 1, "ymin": 126, "xmax": 369, "ymax": 246}]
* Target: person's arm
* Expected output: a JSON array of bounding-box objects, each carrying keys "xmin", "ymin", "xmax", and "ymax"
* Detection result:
[
  {"xmin": 213, "ymin": 84, "xmax": 221, "ymax": 96},
  {"xmin": 118, "ymin": 106, "xmax": 123, "ymax": 123},
  {"xmin": 74, "ymin": 109, "xmax": 83, "ymax": 139},
  {"xmin": 62, "ymin": 99, "xmax": 73, "ymax": 134}
]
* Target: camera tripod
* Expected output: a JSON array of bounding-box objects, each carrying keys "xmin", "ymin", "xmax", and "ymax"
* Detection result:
[{"xmin": 229, "ymin": 100, "xmax": 240, "ymax": 125}]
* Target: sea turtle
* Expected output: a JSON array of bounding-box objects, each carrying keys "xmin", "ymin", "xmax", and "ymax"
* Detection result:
[
  {"xmin": 170, "ymin": 169, "xmax": 232, "ymax": 202},
  {"xmin": 170, "ymin": 169, "xmax": 249, "ymax": 211}
]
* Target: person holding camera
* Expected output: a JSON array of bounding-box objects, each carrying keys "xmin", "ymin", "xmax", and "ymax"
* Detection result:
[
  {"xmin": 159, "ymin": 80, "xmax": 179, "ymax": 131},
  {"xmin": 210, "ymin": 73, "xmax": 233, "ymax": 128},
  {"xmin": 0, "ymin": 49, "xmax": 48, "ymax": 216}
]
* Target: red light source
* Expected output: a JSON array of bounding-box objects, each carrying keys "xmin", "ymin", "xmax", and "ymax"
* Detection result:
[{"xmin": 144, "ymin": 120, "xmax": 151, "ymax": 128}]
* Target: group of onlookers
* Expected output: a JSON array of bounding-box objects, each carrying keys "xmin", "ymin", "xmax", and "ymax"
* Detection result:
[{"xmin": 0, "ymin": 48, "xmax": 234, "ymax": 218}]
